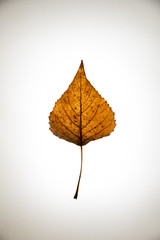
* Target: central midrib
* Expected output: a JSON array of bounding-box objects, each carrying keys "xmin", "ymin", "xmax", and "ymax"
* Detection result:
[{"xmin": 80, "ymin": 72, "xmax": 82, "ymax": 146}]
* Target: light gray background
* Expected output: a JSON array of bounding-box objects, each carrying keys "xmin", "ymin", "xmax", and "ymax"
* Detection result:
[{"xmin": 0, "ymin": 0, "xmax": 160, "ymax": 240}]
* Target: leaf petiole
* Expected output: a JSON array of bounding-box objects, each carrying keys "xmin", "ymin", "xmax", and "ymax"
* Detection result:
[{"xmin": 74, "ymin": 146, "xmax": 83, "ymax": 199}]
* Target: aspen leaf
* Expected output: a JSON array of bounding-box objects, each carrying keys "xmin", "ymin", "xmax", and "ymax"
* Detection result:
[{"xmin": 49, "ymin": 61, "xmax": 116, "ymax": 199}]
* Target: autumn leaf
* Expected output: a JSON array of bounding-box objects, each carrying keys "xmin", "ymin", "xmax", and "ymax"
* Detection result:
[{"xmin": 49, "ymin": 61, "xmax": 116, "ymax": 199}]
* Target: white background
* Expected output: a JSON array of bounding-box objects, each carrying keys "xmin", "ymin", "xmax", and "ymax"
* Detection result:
[{"xmin": 0, "ymin": 0, "xmax": 160, "ymax": 240}]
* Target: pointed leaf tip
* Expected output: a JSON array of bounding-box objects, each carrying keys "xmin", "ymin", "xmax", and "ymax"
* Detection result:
[{"xmin": 80, "ymin": 60, "xmax": 84, "ymax": 68}]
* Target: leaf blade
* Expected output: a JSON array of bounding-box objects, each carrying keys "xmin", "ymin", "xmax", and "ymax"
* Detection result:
[{"xmin": 49, "ymin": 60, "xmax": 116, "ymax": 146}]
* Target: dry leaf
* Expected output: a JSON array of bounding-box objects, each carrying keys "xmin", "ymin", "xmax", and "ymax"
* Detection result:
[{"xmin": 49, "ymin": 61, "xmax": 116, "ymax": 198}]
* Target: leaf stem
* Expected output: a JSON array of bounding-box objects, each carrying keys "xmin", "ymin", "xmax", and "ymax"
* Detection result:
[{"xmin": 74, "ymin": 146, "xmax": 83, "ymax": 199}]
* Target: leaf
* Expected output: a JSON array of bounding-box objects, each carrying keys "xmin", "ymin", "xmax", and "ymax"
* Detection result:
[{"xmin": 49, "ymin": 60, "xmax": 116, "ymax": 199}]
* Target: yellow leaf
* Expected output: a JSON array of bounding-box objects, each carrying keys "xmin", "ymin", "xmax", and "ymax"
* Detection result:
[{"xmin": 49, "ymin": 60, "xmax": 116, "ymax": 198}]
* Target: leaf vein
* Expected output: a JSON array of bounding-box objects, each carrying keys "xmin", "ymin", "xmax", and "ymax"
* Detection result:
[
  {"xmin": 82, "ymin": 103, "xmax": 101, "ymax": 129},
  {"xmin": 82, "ymin": 111, "xmax": 110, "ymax": 137},
  {"xmin": 71, "ymin": 82, "xmax": 80, "ymax": 101},
  {"xmin": 82, "ymin": 79, "xmax": 89, "ymax": 95},
  {"xmin": 81, "ymin": 85, "xmax": 93, "ymax": 106},
  {"xmin": 60, "ymin": 100, "xmax": 79, "ymax": 128},
  {"xmin": 82, "ymin": 95, "xmax": 98, "ymax": 114},
  {"xmin": 83, "ymin": 121, "xmax": 113, "ymax": 144},
  {"xmin": 67, "ymin": 95, "xmax": 80, "ymax": 116},
  {"xmin": 51, "ymin": 126, "xmax": 79, "ymax": 144},
  {"xmin": 55, "ymin": 114, "xmax": 80, "ymax": 140}
]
